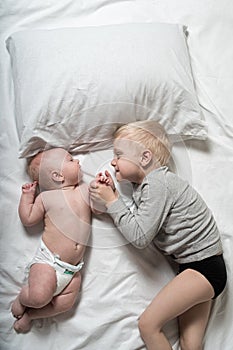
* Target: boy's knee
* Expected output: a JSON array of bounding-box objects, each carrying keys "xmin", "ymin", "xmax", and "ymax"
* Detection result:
[
  {"xmin": 138, "ymin": 313, "xmax": 155, "ymax": 339},
  {"xmin": 180, "ymin": 335, "xmax": 202, "ymax": 350},
  {"xmin": 138, "ymin": 309, "xmax": 165, "ymax": 344}
]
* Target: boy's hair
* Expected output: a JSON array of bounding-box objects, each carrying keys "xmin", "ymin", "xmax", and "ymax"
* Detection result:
[{"xmin": 114, "ymin": 120, "xmax": 171, "ymax": 166}]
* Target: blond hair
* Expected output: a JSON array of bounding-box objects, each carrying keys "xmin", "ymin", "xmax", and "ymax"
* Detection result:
[{"xmin": 114, "ymin": 120, "xmax": 171, "ymax": 166}]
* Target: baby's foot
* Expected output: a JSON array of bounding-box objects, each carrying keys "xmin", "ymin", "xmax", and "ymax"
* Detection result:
[
  {"xmin": 11, "ymin": 297, "xmax": 25, "ymax": 319},
  {"xmin": 13, "ymin": 313, "xmax": 32, "ymax": 333}
]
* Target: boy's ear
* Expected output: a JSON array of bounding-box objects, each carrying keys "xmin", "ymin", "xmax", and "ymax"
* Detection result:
[
  {"xmin": 140, "ymin": 150, "xmax": 152, "ymax": 166},
  {"xmin": 51, "ymin": 171, "xmax": 64, "ymax": 183}
]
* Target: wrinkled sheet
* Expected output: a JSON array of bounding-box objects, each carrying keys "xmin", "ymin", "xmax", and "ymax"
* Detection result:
[{"xmin": 0, "ymin": 1, "xmax": 233, "ymax": 349}]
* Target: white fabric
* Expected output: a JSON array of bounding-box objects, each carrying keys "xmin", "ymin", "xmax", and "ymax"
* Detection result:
[
  {"xmin": 6, "ymin": 23, "xmax": 206, "ymax": 158},
  {"xmin": 25, "ymin": 240, "xmax": 84, "ymax": 296},
  {"xmin": 0, "ymin": 1, "xmax": 233, "ymax": 350}
]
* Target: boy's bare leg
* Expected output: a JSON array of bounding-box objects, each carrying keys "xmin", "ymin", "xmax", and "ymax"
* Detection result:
[
  {"xmin": 178, "ymin": 300, "xmax": 212, "ymax": 350},
  {"xmin": 138, "ymin": 269, "xmax": 214, "ymax": 350},
  {"xmin": 13, "ymin": 272, "xmax": 81, "ymax": 333}
]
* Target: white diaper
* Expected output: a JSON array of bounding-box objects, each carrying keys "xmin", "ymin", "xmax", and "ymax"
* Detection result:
[{"xmin": 26, "ymin": 240, "xmax": 84, "ymax": 296}]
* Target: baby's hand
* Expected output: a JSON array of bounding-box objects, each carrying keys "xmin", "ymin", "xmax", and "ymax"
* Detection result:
[
  {"xmin": 22, "ymin": 181, "xmax": 37, "ymax": 194},
  {"xmin": 96, "ymin": 171, "xmax": 116, "ymax": 191},
  {"xmin": 96, "ymin": 172, "xmax": 106, "ymax": 184}
]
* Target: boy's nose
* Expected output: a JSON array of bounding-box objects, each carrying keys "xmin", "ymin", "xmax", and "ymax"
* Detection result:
[{"xmin": 111, "ymin": 159, "xmax": 116, "ymax": 167}]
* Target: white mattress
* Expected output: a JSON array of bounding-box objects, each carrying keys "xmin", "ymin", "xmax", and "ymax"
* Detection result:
[{"xmin": 0, "ymin": 1, "xmax": 233, "ymax": 349}]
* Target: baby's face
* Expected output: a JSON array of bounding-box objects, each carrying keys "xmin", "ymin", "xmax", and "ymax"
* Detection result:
[
  {"xmin": 33, "ymin": 148, "xmax": 82, "ymax": 188},
  {"xmin": 59, "ymin": 151, "xmax": 82, "ymax": 185}
]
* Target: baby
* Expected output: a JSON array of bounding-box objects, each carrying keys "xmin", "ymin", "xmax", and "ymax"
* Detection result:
[{"xmin": 11, "ymin": 148, "xmax": 91, "ymax": 333}]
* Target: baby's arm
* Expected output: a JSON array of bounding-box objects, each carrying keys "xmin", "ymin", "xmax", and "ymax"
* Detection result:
[
  {"xmin": 76, "ymin": 183, "xmax": 92, "ymax": 245},
  {"xmin": 89, "ymin": 185, "xmax": 106, "ymax": 215},
  {"xmin": 18, "ymin": 181, "xmax": 45, "ymax": 226}
]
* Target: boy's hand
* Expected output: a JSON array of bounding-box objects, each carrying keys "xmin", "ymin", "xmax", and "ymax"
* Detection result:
[{"xmin": 104, "ymin": 170, "xmax": 116, "ymax": 191}]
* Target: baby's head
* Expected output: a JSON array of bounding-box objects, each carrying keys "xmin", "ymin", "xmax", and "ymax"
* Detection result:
[
  {"xmin": 114, "ymin": 120, "xmax": 171, "ymax": 167},
  {"xmin": 28, "ymin": 148, "xmax": 81, "ymax": 191}
]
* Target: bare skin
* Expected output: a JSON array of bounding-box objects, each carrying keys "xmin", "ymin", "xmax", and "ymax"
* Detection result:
[
  {"xmin": 12, "ymin": 148, "xmax": 91, "ymax": 333},
  {"xmin": 138, "ymin": 269, "xmax": 214, "ymax": 350},
  {"xmin": 13, "ymin": 268, "xmax": 82, "ymax": 333}
]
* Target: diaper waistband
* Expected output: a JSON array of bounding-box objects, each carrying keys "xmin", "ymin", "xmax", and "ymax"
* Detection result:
[
  {"xmin": 41, "ymin": 240, "xmax": 84, "ymax": 275},
  {"xmin": 54, "ymin": 256, "xmax": 84, "ymax": 275}
]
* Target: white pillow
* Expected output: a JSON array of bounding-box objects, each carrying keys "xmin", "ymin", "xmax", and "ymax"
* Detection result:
[{"xmin": 6, "ymin": 23, "xmax": 207, "ymax": 158}]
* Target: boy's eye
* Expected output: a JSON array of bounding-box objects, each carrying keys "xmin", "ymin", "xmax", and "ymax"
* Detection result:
[{"xmin": 113, "ymin": 149, "xmax": 122, "ymax": 159}]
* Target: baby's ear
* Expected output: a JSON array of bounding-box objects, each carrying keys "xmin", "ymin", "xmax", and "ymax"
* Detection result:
[
  {"xmin": 140, "ymin": 149, "xmax": 152, "ymax": 167},
  {"xmin": 51, "ymin": 171, "xmax": 64, "ymax": 183}
]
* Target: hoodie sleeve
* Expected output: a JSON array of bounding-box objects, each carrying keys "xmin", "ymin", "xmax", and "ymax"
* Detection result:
[{"xmin": 107, "ymin": 177, "xmax": 172, "ymax": 249}]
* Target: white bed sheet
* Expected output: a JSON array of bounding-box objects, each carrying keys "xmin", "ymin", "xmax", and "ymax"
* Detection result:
[{"xmin": 0, "ymin": 1, "xmax": 233, "ymax": 349}]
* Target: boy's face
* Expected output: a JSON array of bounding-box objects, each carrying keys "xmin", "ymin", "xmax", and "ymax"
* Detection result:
[{"xmin": 111, "ymin": 138, "xmax": 145, "ymax": 184}]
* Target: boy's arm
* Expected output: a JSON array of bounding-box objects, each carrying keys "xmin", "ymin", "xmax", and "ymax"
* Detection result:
[
  {"xmin": 90, "ymin": 171, "xmax": 117, "ymax": 214},
  {"xmin": 89, "ymin": 180, "xmax": 107, "ymax": 214},
  {"xmin": 18, "ymin": 181, "xmax": 45, "ymax": 226}
]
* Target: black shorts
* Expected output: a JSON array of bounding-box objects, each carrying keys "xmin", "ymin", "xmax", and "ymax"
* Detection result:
[{"xmin": 179, "ymin": 254, "xmax": 227, "ymax": 299}]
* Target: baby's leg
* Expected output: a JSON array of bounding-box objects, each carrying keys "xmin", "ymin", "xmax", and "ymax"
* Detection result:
[
  {"xmin": 13, "ymin": 312, "xmax": 32, "ymax": 333},
  {"xmin": 11, "ymin": 289, "xmax": 27, "ymax": 319},
  {"xmin": 11, "ymin": 263, "xmax": 57, "ymax": 319},
  {"xmin": 13, "ymin": 272, "xmax": 81, "ymax": 333}
]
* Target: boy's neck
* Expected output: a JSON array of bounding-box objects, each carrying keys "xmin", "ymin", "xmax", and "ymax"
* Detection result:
[{"xmin": 142, "ymin": 162, "xmax": 161, "ymax": 177}]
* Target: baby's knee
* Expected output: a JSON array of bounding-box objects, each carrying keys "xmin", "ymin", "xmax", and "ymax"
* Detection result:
[{"xmin": 28, "ymin": 288, "xmax": 54, "ymax": 308}]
